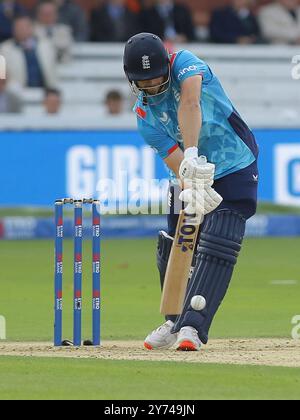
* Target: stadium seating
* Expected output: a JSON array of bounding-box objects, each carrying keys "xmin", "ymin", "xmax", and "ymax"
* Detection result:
[{"xmin": 2, "ymin": 43, "xmax": 300, "ymax": 129}]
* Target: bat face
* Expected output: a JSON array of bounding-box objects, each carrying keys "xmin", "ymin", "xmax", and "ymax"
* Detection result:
[
  {"xmin": 160, "ymin": 211, "xmax": 201, "ymax": 316},
  {"xmin": 177, "ymin": 218, "xmax": 198, "ymax": 252}
]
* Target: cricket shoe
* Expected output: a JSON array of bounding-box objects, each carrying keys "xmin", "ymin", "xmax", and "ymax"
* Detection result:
[
  {"xmin": 144, "ymin": 321, "xmax": 178, "ymax": 350},
  {"xmin": 176, "ymin": 327, "xmax": 202, "ymax": 351}
]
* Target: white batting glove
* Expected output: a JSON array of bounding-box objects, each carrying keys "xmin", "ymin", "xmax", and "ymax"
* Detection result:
[
  {"xmin": 179, "ymin": 148, "xmax": 215, "ymax": 187},
  {"xmin": 204, "ymin": 185, "xmax": 223, "ymax": 213},
  {"xmin": 179, "ymin": 182, "xmax": 223, "ymax": 221}
]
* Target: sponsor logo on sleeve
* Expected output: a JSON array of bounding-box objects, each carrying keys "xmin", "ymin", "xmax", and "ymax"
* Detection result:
[{"xmin": 178, "ymin": 65, "xmax": 198, "ymax": 80}]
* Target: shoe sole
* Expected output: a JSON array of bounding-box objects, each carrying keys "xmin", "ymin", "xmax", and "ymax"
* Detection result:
[
  {"xmin": 177, "ymin": 340, "xmax": 200, "ymax": 352},
  {"xmin": 144, "ymin": 340, "xmax": 177, "ymax": 351}
]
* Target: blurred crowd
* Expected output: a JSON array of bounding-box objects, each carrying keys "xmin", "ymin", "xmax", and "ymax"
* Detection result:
[{"xmin": 0, "ymin": 0, "xmax": 300, "ymax": 115}]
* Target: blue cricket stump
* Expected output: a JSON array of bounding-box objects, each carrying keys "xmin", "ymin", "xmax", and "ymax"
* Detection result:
[
  {"xmin": 54, "ymin": 198, "xmax": 101, "ymax": 347},
  {"xmin": 73, "ymin": 200, "xmax": 83, "ymax": 347},
  {"xmin": 92, "ymin": 201, "xmax": 101, "ymax": 346},
  {"xmin": 54, "ymin": 200, "xmax": 64, "ymax": 347}
]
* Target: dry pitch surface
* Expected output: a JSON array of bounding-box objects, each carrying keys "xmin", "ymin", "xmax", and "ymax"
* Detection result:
[{"xmin": 0, "ymin": 339, "xmax": 300, "ymax": 368}]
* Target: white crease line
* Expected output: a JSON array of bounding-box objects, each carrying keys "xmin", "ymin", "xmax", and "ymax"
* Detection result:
[{"xmin": 270, "ymin": 280, "xmax": 299, "ymax": 286}]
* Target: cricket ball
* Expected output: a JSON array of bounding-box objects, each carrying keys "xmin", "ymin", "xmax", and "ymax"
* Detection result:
[{"xmin": 191, "ymin": 295, "xmax": 206, "ymax": 311}]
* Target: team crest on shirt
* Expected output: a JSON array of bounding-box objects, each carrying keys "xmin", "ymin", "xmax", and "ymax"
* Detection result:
[{"xmin": 142, "ymin": 56, "xmax": 151, "ymax": 70}]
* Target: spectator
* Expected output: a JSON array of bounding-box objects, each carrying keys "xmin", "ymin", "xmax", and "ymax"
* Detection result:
[
  {"xmin": 210, "ymin": 0, "xmax": 261, "ymax": 44},
  {"xmin": 194, "ymin": 11, "xmax": 211, "ymax": 42},
  {"xmin": 127, "ymin": 0, "xmax": 141, "ymax": 13},
  {"xmin": 90, "ymin": 0, "xmax": 139, "ymax": 42},
  {"xmin": 0, "ymin": 78, "xmax": 23, "ymax": 113},
  {"xmin": 0, "ymin": 16, "xmax": 58, "ymax": 89},
  {"xmin": 35, "ymin": 1, "xmax": 73, "ymax": 62},
  {"xmin": 44, "ymin": 88, "xmax": 62, "ymax": 114},
  {"xmin": 54, "ymin": 0, "xmax": 89, "ymax": 41},
  {"xmin": 0, "ymin": 0, "xmax": 26, "ymax": 43},
  {"xmin": 259, "ymin": 0, "xmax": 300, "ymax": 44},
  {"xmin": 105, "ymin": 90, "xmax": 124, "ymax": 115},
  {"xmin": 139, "ymin": 0, "xmax": 195, "ymax": 43}
]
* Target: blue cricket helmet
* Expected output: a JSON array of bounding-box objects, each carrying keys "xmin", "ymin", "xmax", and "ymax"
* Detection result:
[{"xmin": 123, "ymin": 33, "xmax": 170, "ymax": 85}]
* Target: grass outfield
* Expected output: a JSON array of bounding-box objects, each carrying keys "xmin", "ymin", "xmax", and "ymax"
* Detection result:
[
  {"xmin": 0, "ymin": 357, "xmax": 299, "ymax": 400},
  {"xmin": 0, "ymin": 238, "xmax": 299, "ymax": 400},
  {"xmin": 0, "ymin": 238, "xmax": 299, "ymax": 341}
]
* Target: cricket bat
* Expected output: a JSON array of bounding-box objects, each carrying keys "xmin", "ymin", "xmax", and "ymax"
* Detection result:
[{"xmin": 160, "ymin": 210, "xmax": 201, "ymax": 315}]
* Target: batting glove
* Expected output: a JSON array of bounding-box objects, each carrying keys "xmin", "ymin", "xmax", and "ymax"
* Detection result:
[{"xmin": 179, "ymin": 149, "xmax": 215, "ymax": 187}]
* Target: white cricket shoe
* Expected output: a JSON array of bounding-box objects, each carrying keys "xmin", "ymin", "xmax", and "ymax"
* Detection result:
[
  {"xmin": 175, "ymin": 327, "xmax": 202, "ymax": 351},
  {"xmin": 144, "ymin": 321, "xmax": 178, "ymax": 350}
]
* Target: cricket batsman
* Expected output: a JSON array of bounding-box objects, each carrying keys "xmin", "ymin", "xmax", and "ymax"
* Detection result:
[{"xmin": 123, "ymin": 33, "xmax": 259, "ymax": 351}]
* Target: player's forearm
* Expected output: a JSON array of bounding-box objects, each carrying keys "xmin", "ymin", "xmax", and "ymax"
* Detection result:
[{"xmin": 178, "ymin": 100, "xmax": 202, "ymax": 153}]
